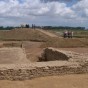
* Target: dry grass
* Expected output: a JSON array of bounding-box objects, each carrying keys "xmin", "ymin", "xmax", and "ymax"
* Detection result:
[
  {"xmin": 0, "ymin": 28, "xmax": 88, "ymax": 48},
  {"xmin": 0, "ymin": 28, "xmax": 50, "ymax": 41},
  {"xmin": 41, "ymin": 37, "xmax": 88, "ymax": 48}
]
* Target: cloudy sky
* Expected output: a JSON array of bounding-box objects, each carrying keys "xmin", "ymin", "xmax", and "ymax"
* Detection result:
[{"xmin": 0, "ymin": 0, "xmax": 88, "ymax": 27}]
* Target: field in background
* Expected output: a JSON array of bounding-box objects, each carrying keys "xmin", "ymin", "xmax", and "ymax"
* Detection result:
[
  {"xmin": 0, "ymin": 28, "xmax": 88, "ymax": 48},
  {"xmin": 46, "ymin": 29, "xmax": 88, "ymax": 38},
  {"xmin": 40, "ymin": 29, "xmax": 88, "ymax": 48}
]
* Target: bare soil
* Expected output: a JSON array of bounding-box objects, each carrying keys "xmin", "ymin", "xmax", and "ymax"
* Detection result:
[
  {"xmin": 59, "ymin": 48, "xmax": 88, "ymax": 54},
  {"xmin": 0, "ymin": 74, "xmax": 88, "ymax": 88},
  {"xmin": 22, "ymin": 41, "xmax": 43, "ymax": 62},
  {"xmin": 0, "ymin": 47, "xmax": 30, "ymax": 64},
  {"xmin": 0, "ymin": 41, "xmax": 43, "ymax": 63}
]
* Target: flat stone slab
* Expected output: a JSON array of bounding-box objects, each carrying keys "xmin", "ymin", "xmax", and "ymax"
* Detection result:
[{"xmin": 0, "ymin": 48, "xmax": 29, "ymax": 64}]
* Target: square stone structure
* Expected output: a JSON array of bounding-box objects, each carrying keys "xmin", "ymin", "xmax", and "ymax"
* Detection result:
[{"xmin": 0, "ymin": 48, "xmax": 29, "ymax": 64}]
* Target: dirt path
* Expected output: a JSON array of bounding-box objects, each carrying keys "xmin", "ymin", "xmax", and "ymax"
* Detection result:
[
  {"xmin": 0, "ymin": 74, "xmax": 88, "ymax": 88},
  {"xmin": 37, "ymin": 29, "xmax": 58, "ymax": 37}
]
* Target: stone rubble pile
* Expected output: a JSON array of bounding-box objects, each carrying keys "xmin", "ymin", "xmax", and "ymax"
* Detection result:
[{"xmin": 39, "ymin": 47, "xmax": 88, "ymax": 63}]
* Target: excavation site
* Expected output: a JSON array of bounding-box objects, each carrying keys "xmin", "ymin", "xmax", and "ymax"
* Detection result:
[
  {"xmin": 0, "ymin": 40, "xmax": 87, "ymax": 81},
  {"xmin": 0, "ymin": 27, "xmax": 87, "ymax": 88},
  {"xmin": 1, "ymin": 0, "xmax": 88, "ymax": 87}
]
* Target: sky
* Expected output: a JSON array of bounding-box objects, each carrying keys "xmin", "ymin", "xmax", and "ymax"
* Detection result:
[{"xmin": 0, "ymin": 0, "xmax": 88, "ymax": 28}]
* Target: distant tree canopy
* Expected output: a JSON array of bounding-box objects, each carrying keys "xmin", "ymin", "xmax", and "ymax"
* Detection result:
[
  {"xmin": 0, "ymin": 25, "xmax": 86, "ymax": 31},
  {"xmin": 0, "ymin": 24, "xmax": 30, "ymax": 30},
  {"xmin": 0, "ymin": 26, "xmax": 15, "ymax": 30},
  {"xmin": 42, "ymin": 26, "xmax": 85, "ymax": 31},
  {"xmin": 25, "ymin": 24, "xmax": 30, "ymax": 28}
]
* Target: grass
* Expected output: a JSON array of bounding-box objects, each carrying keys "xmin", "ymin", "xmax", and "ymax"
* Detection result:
[
  {"xmin": 47, "ymin": 29, "xmax": 88, "ymax": 38},
  {"xmin": 41, "ymin": 37, "xmax": 88, "ymax": 48},
  {"xmin": 74, "ymin": 30, "xmax": 88, "ymax": 38}
]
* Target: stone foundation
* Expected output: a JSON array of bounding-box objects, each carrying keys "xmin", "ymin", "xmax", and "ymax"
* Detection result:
[
  {"xmin": 0, "ymin": 42, "xmax": 22, "ymax": 48},
  {"xmin": 0, "ymin": 61, "xmax": 87, "ymax": 80},
  {"xmin": 39, "ymin": 47, "xmax": 88, "ymax": 62}
]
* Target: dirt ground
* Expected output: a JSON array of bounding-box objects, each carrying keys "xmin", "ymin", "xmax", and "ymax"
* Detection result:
[
  {"xmin": 0, "ymin": 74, "xmax": 88, "ymax": 88},
  {"xmin": 23, "ymin": 41, "xmax": 88, "ymax": 62},
  {"xmin": 37, "ymin": 29, "xmax": 58, "ymax": 37},
  {"xmin": 0, "ymin": 41, "xmax": 43, "ymax": 63},
  {"xmin": 0, "ymin": 47, "xmax": 30, "ymax": 64},
  {"xmin": 59, "ymin": 48, "xmax": 88, "ymax": 53},
  {"xmin": 22, "ymin": 41, "xmax": 43, "ymax": 62}
]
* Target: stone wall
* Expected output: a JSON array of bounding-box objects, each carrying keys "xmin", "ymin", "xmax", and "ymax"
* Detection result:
[
  {"xmin": 0, "ymin": 62, "xmax": 87, "ymax": 80},
  {"xmin": 39, "ymin": 48, "xmax": 70, "ymax": 61},
  {"xmin": 3, "ymin": 42, "xmax": 22, "ymax": 47},
  {"xmin": 0, "ymin": 42, "xmax": 22, "ymax": 48},
  {"xmin": 39, "ymin": 47, "xmax": 88, "ymax": 62}
]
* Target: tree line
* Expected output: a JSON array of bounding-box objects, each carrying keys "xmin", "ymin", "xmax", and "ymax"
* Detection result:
[
  {"xmin": 42, "ymin": 26, "xmax": 86, "ymax": 30},
  {"xmin": 0, "ymin": 26, "xmax": 15, "ymax": 30},
  {"xmin": 0, "ymin": 25, "xmax": 86, "ymax": 30}
]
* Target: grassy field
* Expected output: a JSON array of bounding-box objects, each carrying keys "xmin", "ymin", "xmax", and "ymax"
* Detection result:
[
  {"xmin": 74, "ymin": 30, "xmax": 88, "ymax": 38},
  {"xmin": 47, "ymin": 29, "xmax": 88, "ymax": 38}
]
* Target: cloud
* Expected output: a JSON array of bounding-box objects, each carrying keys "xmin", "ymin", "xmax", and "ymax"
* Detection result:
[
  {"xmin": 0, "ymin": 0, "xmax": 75, "ymax": 18},
  {"xmin": 0, "ymin": 0, "xmax": 88, "ymax": 27},
  {"xmin": 72, "ymin": 0, "xmax": 88, "ymax": 17}
]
